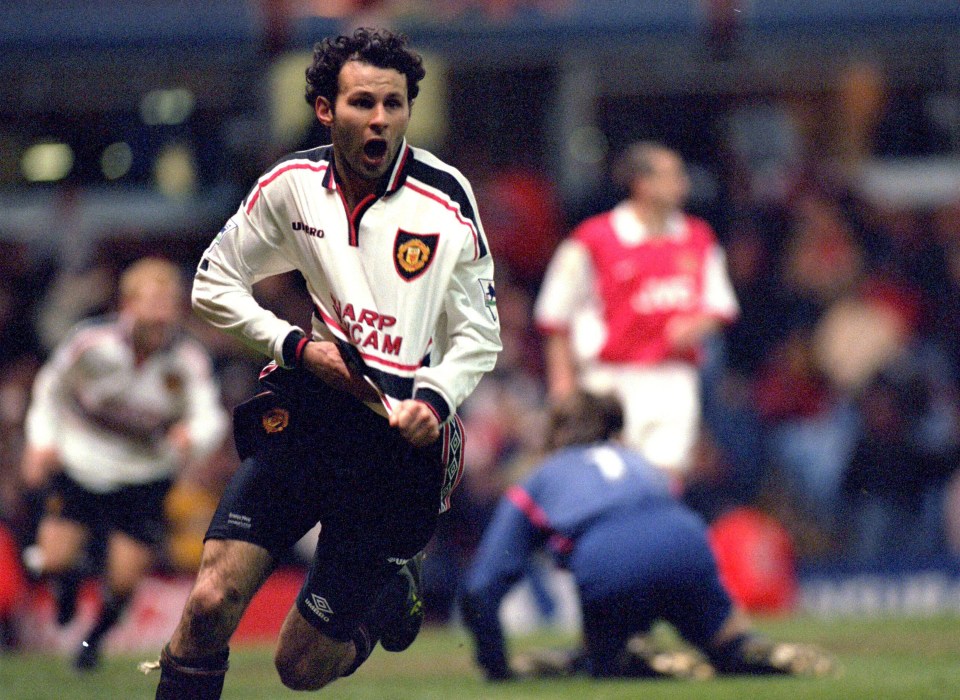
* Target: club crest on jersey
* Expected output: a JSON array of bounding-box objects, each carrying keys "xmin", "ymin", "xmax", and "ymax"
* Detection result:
[
  {"xmin": 262, "ymin": 407, "xmax": 289, "ymax": 434},
  {"xmin": 394, "ymin": 230, "xmax": 439, "ymax": 281}
]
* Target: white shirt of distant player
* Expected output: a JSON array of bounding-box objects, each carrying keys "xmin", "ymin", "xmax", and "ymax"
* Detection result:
[{"xmin": 25, "ymin": 315, "xmax": 228, "ymax": 493}]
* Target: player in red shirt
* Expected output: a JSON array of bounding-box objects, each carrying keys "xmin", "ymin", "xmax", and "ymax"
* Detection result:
[{"xmin": 535, "ymin": 142, "xmax": 739, "ymax": 478}]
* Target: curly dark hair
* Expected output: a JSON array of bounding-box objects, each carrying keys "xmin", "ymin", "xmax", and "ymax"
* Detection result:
[{"xmin": 304, "ymin": 27, "xmax": 426, "ymax": 108}]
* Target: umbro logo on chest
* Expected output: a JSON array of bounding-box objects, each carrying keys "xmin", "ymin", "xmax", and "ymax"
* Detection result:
[{"xmin": 292, "ymin": 221, "xmax": 325, "ymax": 238}]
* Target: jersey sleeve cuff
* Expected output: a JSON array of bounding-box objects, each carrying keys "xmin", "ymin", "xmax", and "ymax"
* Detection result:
[
  {"xmin": 413, "ymin": 387, "xmax": 451, "ymax": 424},
  {"xmin": 280, "ymin": 329, "xmax": 307, "ymax": 369}
]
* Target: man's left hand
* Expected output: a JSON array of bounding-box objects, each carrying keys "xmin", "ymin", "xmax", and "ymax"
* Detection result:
[{"xmin": 665, "ymin": 314, "xmax": 721, "ymax": 353}]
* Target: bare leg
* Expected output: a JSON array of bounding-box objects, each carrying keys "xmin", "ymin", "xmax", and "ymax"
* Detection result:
[
  {"xmin": 34, "ymin": 516, "xmax": 87, "ymax": 574},
  {"xmin": 271, "ymin": 552, "xmax": 427, "ymax": 690},
  {"xmin": 274, "ymin": 606, "xmax": 355, "ymax": 690},
  {"xmin": 31, "ymin": 517, "xmax": 87, "ymax": 626},
  {"xmin": 155, "ymin": 539, "xmax": 275, "ymax": 699},
  {"xmin": 169, "ymin": 538, "xmax": 275, "ymax": 657},
  {"xmin": 75, "ymin": 531, "xmax": 155, "ymax": 670},
  {"xmin": 106, "ymin": 531, "xmax": 153, "ymax": 595}
]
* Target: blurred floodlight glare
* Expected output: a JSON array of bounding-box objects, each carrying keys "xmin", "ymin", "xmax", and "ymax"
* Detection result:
[
  {"xmin": 101, "ymin": 142, "xmax": 133, "ymax": 180},
  {"xmin": 140, "ymin": 89, "xmax": 196, "ymax": 126},
  {"xmin": 21, "ymin": 142, "xmax": 74, "ymax": 182},
  {"xmin": 568, "ymin": 126, "xmax": 608, "ymax": 165},
  {"xmin": 154, "ymin": 142, "xmax": 197, "ymax": 197}
]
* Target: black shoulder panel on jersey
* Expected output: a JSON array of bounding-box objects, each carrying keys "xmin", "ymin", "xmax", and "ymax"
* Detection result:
[
  {"xmin": 405, "ymin": 157, "xmax": 489, "ymax": 259},
  {"xmin": 300, "ymin": 145, "xmax": 333, "ymax": 163},
  {"xmin": 241, "ymin": 146, "xmax": 333, "ymax": 207}
]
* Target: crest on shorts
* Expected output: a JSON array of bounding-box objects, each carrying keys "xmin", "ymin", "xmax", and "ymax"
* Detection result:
[
  {"xmin": 262, "ymin": 407, "xmax": 289, "ymax": 434},
  {"xmin": 394, "ymin": 230, "xmax": 439, "ymax": 281}
]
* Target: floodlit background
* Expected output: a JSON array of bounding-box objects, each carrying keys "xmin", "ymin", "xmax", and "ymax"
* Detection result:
[{"xmin": 2, "ymin": 0, "xmax": 960, "ymax": 661}]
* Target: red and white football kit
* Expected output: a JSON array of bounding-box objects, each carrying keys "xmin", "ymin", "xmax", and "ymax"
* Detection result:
[{"xmin": 535, "ymin": 202, "xmax": 739, "ymax": 474}]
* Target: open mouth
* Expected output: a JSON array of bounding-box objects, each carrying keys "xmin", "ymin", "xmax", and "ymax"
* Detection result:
[{"xmin": 363, "ymin": 139, "xmax": 388, "ymax": 160}]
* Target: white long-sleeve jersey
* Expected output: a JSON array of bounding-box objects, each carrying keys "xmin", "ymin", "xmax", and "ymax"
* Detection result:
[
  {"xmin": 193, "ymin": 140, "xmax": 502, "ymax": 422},
  {"xmin": 25, "ymin": 314, "xmax": 228, "ymax": 493}
]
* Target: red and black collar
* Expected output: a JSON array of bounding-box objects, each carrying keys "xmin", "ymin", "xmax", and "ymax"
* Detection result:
[{"xmin": 320, "ymin": 139, "xmax": 411, "ymax": 197}]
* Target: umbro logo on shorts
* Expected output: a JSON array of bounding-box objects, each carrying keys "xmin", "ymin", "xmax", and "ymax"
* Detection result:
[{"xmin": 305, "ymin": 593, "xmax": 333, "ymax": 622}]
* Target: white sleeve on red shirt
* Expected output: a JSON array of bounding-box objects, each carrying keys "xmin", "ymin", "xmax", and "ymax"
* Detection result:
[
  {"xmin": 533, "ymin": 238, "xmax": 594, "ymax": 332},
  {"xmin": 702, "ymin": 244, "xmax": 740, "ymax": 320}
]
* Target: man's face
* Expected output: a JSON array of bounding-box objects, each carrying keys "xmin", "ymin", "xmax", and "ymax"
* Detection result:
[
  {"xmin": 639, "ymin": 150, "xmax": 690, "ymax": 211},
  {"xmin": 316, "ymin": 60, "xmax": 411, "ymax": 187},
  {"xmin": 125, "ymin": 281, "xmax": 181, "ymax": 355}
]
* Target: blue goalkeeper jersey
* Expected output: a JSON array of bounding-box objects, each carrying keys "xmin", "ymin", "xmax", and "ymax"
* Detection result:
[
  {"xmin": 462, "ymin": 443, "xmax": 703, "ymax": 676},
  {"xmin": 512, "ymin": 443, "xmax": 674, "ymax": 546}
]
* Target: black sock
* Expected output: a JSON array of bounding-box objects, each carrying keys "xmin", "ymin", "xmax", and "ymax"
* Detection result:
[
  {"xmin": 156, "ymin": 644, "xmax": 230, "ymax": 700},
  {"xmin": 83, "ymin": 589, "xmax": 131, "ymax": 648},
  {"xmin": 341, "ymin": 576, "xmax": 405, "ymax": 677},
  {"xmin": 341, "ymin": 624, "xmax": 373, "ymax": 677},
  {"xmin": 52, "ymin": 569, "xmax": 82, "ymax": 626}
]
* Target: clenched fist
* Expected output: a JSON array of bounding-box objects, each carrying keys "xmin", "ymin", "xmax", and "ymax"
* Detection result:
[{"xmin": 390, "ymin": 400, "xmax": 440, "ymax": 447}]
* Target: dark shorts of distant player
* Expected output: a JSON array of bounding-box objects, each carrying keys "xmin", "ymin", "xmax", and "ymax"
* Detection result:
[
  {"xmin": 44, "ymin": 471, "xmax": 172, "ymax": 548},
  {"xmin": 207, "ymin": 366, "xmax": 451, "ymax": 641},
  {"xmin": 572, "ymin": 504, "xmax": 732, "ymax": 676}
]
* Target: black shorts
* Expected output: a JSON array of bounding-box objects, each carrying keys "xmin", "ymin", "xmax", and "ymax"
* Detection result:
[
  {"xmin": 44, "ymin": 471, "xmax": 172, "ymax": 548},
  {"xmin": 206, "ymin": 367, "xmax": 462, "ymax": 640}
]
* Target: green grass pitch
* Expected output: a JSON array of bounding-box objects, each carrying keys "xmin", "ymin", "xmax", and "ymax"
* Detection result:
[{"xmin": 2, "ymin": 615, "xmax": 959, "ymax": 699}]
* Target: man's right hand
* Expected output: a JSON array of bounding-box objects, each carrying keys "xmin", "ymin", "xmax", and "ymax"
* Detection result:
[
  {"xmin": 300, "ymin": 341, "xmax": 380, "ymax": 402},
  {"xmin": 21, "ymin": 445, "xmax": 60, "ymax": 490}
]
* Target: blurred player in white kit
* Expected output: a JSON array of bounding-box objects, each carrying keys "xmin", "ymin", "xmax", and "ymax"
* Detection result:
[{"xmin": 21, "ymin": 257, "xmax": 228, "ymax": 670}]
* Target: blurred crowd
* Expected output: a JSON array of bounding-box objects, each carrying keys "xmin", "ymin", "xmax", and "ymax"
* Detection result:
[{"xmin": 1, "ymin": 47, "xmax": 960, "ymax": 634}]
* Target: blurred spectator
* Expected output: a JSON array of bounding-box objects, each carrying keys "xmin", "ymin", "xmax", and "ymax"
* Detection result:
[
  {"xmin": 841, "ymin": 353, "xmax": 960, "ymax": 566},
  {"xmin": 925, "ymin": 199, "xmax": 960, "ymax": 385},
  {"xmin": 749, "ymin": 191, "xmax": 870, "ymax": 544},
  {"xmin": 812, "ymin": 278, "xmax": 918, "ymax": 395},
  {"xmin": 474, "ymin": 167, "xmax": 563, "ymax": 289}
]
